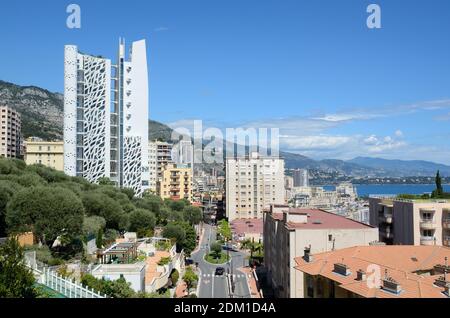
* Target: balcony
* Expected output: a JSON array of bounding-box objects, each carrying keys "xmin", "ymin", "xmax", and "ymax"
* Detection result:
[
  {"xmin": 444, "ymin": 236, "xmax": 450, "ymax": 247},
  {"xmin": 380, "ymin": 230, "xmax": 393, "ymax": 239},
  {"xmin": 443, "ymin": 219, "xmax": 450, "ymax": 229},
  {"xmin": 420, "ymin": 236, "xmax": 436, "ymax": 246},
  {"xmin": 420, "ymin": 220, "xmax": 437, "ymax": 230},
  {"xmin": 379, "ymin": 213, "xmax": 393, "ymax": 224}
]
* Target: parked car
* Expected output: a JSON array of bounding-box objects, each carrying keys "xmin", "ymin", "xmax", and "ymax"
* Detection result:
[
  {"xmin": 215, "ymin": 267, "xmax": 225, "ymax": 276},
  {"xmin": 222, "ymin": 243, "xmax": 236, "ymax": 251},
  {"xmin": 185, "ymin": 258, "xmax": 194, "ymax": 265}
]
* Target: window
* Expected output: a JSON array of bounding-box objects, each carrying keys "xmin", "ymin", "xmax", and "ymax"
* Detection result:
[
  {"xmin": 307, "ymin": 276, "xmax": 314, "ymax": 298},
  {"xmin": 329, "ymin": 280, "xmax": 335, "ymax": 298},
  {"xmin": 328, "ymin": 234, "xmax": 333, "ymax": 242}
]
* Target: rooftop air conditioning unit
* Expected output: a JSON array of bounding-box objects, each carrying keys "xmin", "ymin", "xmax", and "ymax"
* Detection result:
[
  {"xmin": 382, "ymin": 276, "xmax": 402, "ymax": 294},
  {"xmin": 333, "ymin": 263, "xmax": 351, "ymax": 276}
]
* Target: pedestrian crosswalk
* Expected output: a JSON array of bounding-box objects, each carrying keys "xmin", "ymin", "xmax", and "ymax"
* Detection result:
[{"xmin": 202, "ymin": 273, "xmax": 245, "ymax": 279}]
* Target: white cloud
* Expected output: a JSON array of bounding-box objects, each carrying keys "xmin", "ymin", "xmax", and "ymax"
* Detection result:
[
  {"xmin": 281, "ymin": 135, "xmax": 351, "ymax": 150},
  {"xmin": 162, "ymin": 97, "xmax": 450, "ymax": 162}
]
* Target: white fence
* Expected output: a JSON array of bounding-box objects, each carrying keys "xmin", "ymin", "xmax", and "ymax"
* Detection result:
[
  {"xmin": 24, "ymin": 251, "xmax": 106, "ymax": 298},
  {"xmin": 37, "ymin": 268, "xmax": 107, "ymax": 298}
]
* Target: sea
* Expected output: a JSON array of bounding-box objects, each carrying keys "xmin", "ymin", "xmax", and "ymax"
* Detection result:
[{"xmin": 323, "ymin": 184, "xmax": 450, "ymax": 197}]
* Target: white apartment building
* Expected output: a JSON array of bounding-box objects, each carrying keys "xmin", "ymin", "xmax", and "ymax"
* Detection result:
[
  {"xmin": 148, "ymin": 141, "xmax": 158, "ymax": 192},
  {"xmin": 64, "ymin": 39, "xmax": 150, "ymax": 195},
  {"xmin": 148, "ymin": 140, "xmax": 173, "ymax": 192},
  {"xmin": 263, "ymin": 206, "xmax": 379, "ymax": 298},
  {"xmin": 226, "ymin": 152, "xmax": 285, "ymax": 221},
  {"xmin": 369, "ymin": 196, "xmax": 450, "ymax": 247},
  {"xmin": 293, "ymin": 169, "xmax": 309, "ymax": 187}
]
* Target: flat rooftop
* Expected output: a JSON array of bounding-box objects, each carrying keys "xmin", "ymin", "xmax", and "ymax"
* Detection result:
[
  {"xmin": 92, "ymin": 263, "xmax": 145, "ymax": 274},
  {"xmin": 271, "ymin": 208, "xmax": 374, "ymax": 230},
  {"xmin": 231, "ymin": 219, "xmax": 263, "ymax": 235}
]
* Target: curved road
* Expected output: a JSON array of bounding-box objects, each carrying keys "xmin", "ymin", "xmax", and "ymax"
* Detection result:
[{"xmin": 191, "ymin": 224, "xmax": 252, "ymax": 298}]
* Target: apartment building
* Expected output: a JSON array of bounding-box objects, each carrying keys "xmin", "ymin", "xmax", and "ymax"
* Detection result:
[
  {"xmin": 148, "ymin": 141, "xmax": 158, "ymax": 192},
  {"xmin": 149, "ymin": 140, "xmax": 173, "ymax": 175},
  {"xmin": 158, "ymin": 163, "xmax": 193, "ymax": 202},
  {"xmin": 24, "ymin": 137, "xmax": 64, "ymax": 171},
  {"xmin": 263, "ymin": 206, "xmax": 378, "ymax": 298},
  {"xmin": 369, "ymin": 196, "xmax": 450, "ymax": 247},
  {"xmin": 0, "ymin": 105, "xmax": 23, "ymax": 159},
  {"xmin": 293, "ymin": 169, "xmax": 309, "ymax": 187},
  {"xmin": 295, "ymin": 245, "xmax": 450, "ymax": 298},
  {"xmin": 64, "ymin": 39, "xmax": 150, "ymax": 195},
  {"xmin": 226, "ymin": 152, "xmax": 285, "ymax": 221}
]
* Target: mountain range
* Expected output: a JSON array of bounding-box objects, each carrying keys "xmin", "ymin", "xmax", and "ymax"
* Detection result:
[{"xmin": 1, "ymin": 79, "xmax": 449, "ymax": 177}]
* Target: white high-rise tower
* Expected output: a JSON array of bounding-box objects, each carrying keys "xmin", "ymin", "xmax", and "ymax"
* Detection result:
[{"xmin": 64, "ymin": 39, "xmax": 150, "ymax": 195}]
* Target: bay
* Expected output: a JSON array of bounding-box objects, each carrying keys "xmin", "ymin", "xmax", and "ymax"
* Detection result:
[{"xmin": 323, "ymin": 184, "xmax": 450, "ymax": 197}]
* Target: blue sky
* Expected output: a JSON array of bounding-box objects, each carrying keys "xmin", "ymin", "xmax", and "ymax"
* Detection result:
[{"xmin": 1, "ymin": 0, "xmax": 450, "ymax": 163}]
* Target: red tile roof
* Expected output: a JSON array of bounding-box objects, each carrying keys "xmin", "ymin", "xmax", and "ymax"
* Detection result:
[{"xmin": 295, "ymin": 245, "xmax": 450, "ymax": 298}]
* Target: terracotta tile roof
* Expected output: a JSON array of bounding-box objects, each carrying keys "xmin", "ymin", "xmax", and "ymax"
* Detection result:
[
  {"xmin": 295, "ymin": 245, "xmax": 450, "ymax": 298},
  {"xmin": 272, "ymin": 213, "xmax": 284, "ymax": 221},
  {"xmin": 145, "ymin": 251, "xmax": 170, "ymax": 285}
]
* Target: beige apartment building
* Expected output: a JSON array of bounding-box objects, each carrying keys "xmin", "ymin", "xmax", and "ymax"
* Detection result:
[
  {"xmin": 263, "ymin": 206, "xmax": 379, "ymax": 298},
  {"xmin": 0, "ymin": 106, "xmax": 23, "ymax": 159},
  {"xmin": 24, "ymin": 137, "xmax": 64, "ymax": 171},
  {"xmin": 226, "ymin": 152, "xmax": 285, "ymax": 221},
  {"xmin": 369, "ymin": 196, "xmax": 450, "ymax": 247},
  {"xmin": 157, "ymin": 163, "xmax": 193, "ymax": 202},
  {"xmin": 295, "ymin": 245, "xmax": 450, "ymax": 298}
]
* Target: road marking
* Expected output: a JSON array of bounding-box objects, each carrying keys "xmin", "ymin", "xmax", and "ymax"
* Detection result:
[{"xmin": 211, "ymin": 271, "xmax": 215, "ymax": 298}]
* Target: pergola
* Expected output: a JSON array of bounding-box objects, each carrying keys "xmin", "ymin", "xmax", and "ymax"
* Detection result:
[{"xmin": 98, "ymin": 242, "xmax": 138, "ymax": 264}]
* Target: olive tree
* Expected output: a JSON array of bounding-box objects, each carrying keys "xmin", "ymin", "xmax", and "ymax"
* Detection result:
[{"xmin": 6, "ymin": 186, "xmax": 84, "ymax": 247}]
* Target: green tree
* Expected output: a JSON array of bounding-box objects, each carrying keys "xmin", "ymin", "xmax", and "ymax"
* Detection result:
[
  {"xmin": 6, "ymin": 186, "xmax": 84, "ymax": 247},
  {"xmin": 162, "ymin": 223, "xmax": 186, "ymax": 245},
  {"xmin": 25, "ymin": 164, "xmax": 69, "ymax": 183},
  {"xmin": 82, "ymin": 215, "xmax": 106, "ymax": 238},
  {"xmin": 81, "ymin": 274, "xmax": 136, "ymax": 298},
  {"xmin": 183, "ymin": 267, "xmax": 198, "ymax": 295},
  {"xmin": 164, "ymin": 222, "xmax": 197, "ymax": 255},
  {"xmin": 0, "ymin": 238, "xmax": 37, "ymax": 298},
  {"xmin": 166, "ymin": 199, "xmax": 187, "ymax": 212},
  {"xmin": 210, "ymin": 242, "xmax": 222, "ymax": 259},
  {"xmin": 179, "ymin": 222, "xmax": 197, "ymax": 256},
  {"xmin": 217, "ymin": 219, "xmax": 232, "ymax": 241},
  {"xmin": 183, "ymin": 206, "xmax": 202, "ymax": 225},
  {"xmin": 128, "ymin": 209, "xmax": 156, "ymax": 234},
  {"xmin": 82, "ymin": 192, "xmax": 124, "ymax": 230},
  {"xmin": 0, "ymin": 180, "xmax": 23, "ymax": 237},
  {"xmin": 98, "ymin": 177, "xmax": 115, "ymax": 186},
  {"xmin": 121, "ymin": 188, "xmax": 135, "ymax": 200},
  {"xmin": 170, "ymin": 269, "xmax": 179, "ymax": 286},
  {"xmin": 96, "ymin": 228, "xmax": 103, "ymax": 249},
  {"xmin": 103, "ymin": 277, "xmax": 136, "ymax": 298},
  {"xmin": 434, "ymin": 170, "xmax": 444, "ymax": 197}
]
